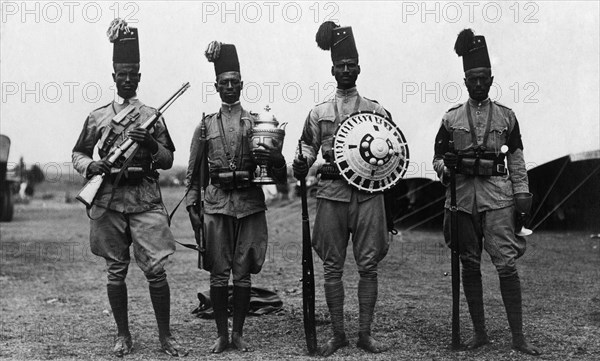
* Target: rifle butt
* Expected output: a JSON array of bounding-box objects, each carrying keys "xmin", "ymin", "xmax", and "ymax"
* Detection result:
[
  {"xmin": 302, "ymin": 216, "xmax": 317, "ymax": 354},
  {"xmin": 449, "ymin": 168, "xmax": 461, "ymax": 348},
  {"xmin": 76, "ymin": 174, "xmax": 105, "ymax": 208}
]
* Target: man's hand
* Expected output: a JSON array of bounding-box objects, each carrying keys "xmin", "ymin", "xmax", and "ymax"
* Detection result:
[
  {"xmin": 443, "ymin": 152, "xmax": 458, "ymax": 170},
  {"xmin": 293, "ymin": 157, "xmax": 309, "ymax": 180},
  {"xmin": 187, "ymin": 205, "xmax": 203, "ymax": 233},
  {"xmin": 253, "ymin": 139, "xmax": 285, "ymax": 168},
  {"xmin": 128, "ymin": 127, "xmax": 158, "ymax": 153},
  {"xmin": 87, "ymin": 160, "xmax": 111, "ymax": 176}
]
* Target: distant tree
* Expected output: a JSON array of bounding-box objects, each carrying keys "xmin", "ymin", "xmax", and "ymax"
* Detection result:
[{"xmin": 28, "ymin": 164, "xmax": 45, "ymax": 184}]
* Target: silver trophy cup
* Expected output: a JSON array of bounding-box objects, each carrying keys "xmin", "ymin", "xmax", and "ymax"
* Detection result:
[{"xmin": 250, "ymin": 105, "xmax": 287, "ymax": 184}]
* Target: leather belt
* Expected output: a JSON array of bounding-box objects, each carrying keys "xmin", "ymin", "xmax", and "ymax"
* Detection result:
[
  {"xmin": 318, "ymin": 163, "xmax": 342, "ymax": 180},
  {"xmin": 210, "ymin": 170, "xmax": 253, "ymax": 190},
  {"xmin": 108, "ymin": 166, "xmax": 155, "ymax": 186}
]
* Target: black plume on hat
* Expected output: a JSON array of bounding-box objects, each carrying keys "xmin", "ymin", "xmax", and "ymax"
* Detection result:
[
  {"xmin": 316, "ymin": 21, "xmax": 339, "ymax": 50},
  {"xmin": 454, "ymin": 28, "xmax": 490, "ymax": 71},
  {"xmin": 454, "ymin": 28, "xmax": 475, "ymax": 57},
  {"xmin": 315, "ymin": 21, "xmax": 359, "ymax": 62}
]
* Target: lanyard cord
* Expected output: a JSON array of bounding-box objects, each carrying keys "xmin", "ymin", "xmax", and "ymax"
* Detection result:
[
  {"xmin": 466, "ymin": 101, "xmax": 494, "ymax": 151},
  {"xmin": 217, "ymin": 110, "xmax": 245, "ymax": 170}
]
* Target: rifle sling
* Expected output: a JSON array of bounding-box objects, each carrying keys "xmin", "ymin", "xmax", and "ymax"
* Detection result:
[{"xmin": 169, "ymin": 117, "xmax": 208, "ymax": 224}]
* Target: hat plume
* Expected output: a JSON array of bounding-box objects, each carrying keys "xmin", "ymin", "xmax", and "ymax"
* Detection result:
[
  {"xmin": 205, "ymin": 41, "xmax": 222, "ymax": 62},
  {"xmin": 107, "ymin": 18, "xmax": 130, "ymax": 43},
  {"xmin": 454, "ymin": 28, "xmax": 474, "ymax": 57},
  {"xmin": 315, "ymin": 21, "xmax": 339, "ymax": 50}
]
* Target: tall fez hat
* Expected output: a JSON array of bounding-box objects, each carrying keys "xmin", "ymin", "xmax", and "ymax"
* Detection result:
[
  {"xmin": 315, "ymin": 21, "xmax": 359, "ymax": 62},
  {"xmin": 205, "ymin": 41, "xmax": 240, "ymax": 76},
  {"xmin": 454, "ymin": 29, "xmax": 491, "ymax": 72},
  {"xmin": 107, "ymin": 19, "xmax": 140, "ymax": 63}
]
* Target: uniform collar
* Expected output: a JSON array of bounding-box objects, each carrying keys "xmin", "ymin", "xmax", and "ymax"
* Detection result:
[
  {"xmin": 115, "ymin": 94, "xmax": 138, "ymax": 105},
  {"xmin": 220, "ymin": 101, "xmax": 242, "ymax": 114},
  {"xmin": 336, "ymin": 87, "xmax": 358, "ymax": 98},
  {"xmin": 468, "ymin": 97, "xmax": 491, "ymax": 108}
]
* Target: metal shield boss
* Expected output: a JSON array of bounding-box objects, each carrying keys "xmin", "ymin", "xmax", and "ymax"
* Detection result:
[{"xmin": 333, "ymin": 111, "xmax": 409, "ymax": 192}]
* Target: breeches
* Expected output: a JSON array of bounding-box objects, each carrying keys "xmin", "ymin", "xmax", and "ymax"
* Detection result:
[
  {"xmin": 204, "ymin": 212, "xmax": 268, "ymax": 287},
  {"xmin": 312, "ymin": 193, "xmax": 389, "ymax": 279},
  {"xmin": 443, "ymin": 205, "xmax": 525, "ymax": 275},
  {"xmin": 90, "ymin": 207, "xmax": 175, "ymax": 285}
]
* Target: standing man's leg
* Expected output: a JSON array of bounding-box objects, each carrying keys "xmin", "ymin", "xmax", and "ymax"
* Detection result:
[
  {"xmin": 91, "ymin": 210, "xmax": 134, "ymax": 357},
  {"xmin": 444, "ymin": 209, "xmax": 489, "ymax": 348},
  {"xmin": 484, "ymin": 207, "xmax": 541, "ymax": 356},
  {"xmin": 204, "ymin": 213, "xmax": 235, "ymax": 353},
  {"xmin": 313, "ymin": 199, "xmax": 350, "ymax": 357},
  {"xmin": 130, "ymin": 209, "xmax": 186, "ymax": 357},
  {"xmin": 231, "ymin": 211, "xmax": 268, "ymax": 352},
  {"xmin": 106, "ymin": 260, "xmax": 133, "ymax": 357},
  {"xmin": 352, "ymin": 193, "xmax": 388, "ymax": 353}
]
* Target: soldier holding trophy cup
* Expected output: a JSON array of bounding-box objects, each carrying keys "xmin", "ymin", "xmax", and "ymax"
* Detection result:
[{"xmin": 185, "ymin": 41, "xmax": 287, "ymax": 354}]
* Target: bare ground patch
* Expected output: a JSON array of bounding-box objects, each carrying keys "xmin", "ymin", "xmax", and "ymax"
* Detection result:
[{"xmin": 1, "ymin": 185, "xmax": 599, "ymax": 360}]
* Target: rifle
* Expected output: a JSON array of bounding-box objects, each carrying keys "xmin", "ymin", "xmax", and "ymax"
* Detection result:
[
  {"xmin": 76, "ymin": 82, "xmax": 191, "ymax": 208},
  {"xmin": 195, "ymin": 112, "xmax": 208, "ymax": 270},
  {"xmin": 448, "ymin": 139, "xmax": 461, "ymax": 349},
  {"xmin": 298, "ymin": 139, "xmax": 317, "ymax": 354}
]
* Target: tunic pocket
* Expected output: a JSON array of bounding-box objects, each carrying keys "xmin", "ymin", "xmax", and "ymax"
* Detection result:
[
  {"xmin": 450, "ymin": 126, "xmax": 472, "ymax": 151},
  {"xmin": 488, "ymin": 126, "xmax": 508, "ymax": 151}
]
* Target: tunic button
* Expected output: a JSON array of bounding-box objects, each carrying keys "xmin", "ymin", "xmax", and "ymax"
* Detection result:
[
  {"xmin": 229, "ymin": 127, "xmax": 234, "ymax": 132},
  {"xmin": 476, "ymin": 111, "xmax": 481, "ymax": 115}
]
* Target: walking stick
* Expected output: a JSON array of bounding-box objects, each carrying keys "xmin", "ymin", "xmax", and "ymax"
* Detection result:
[
  {"xmin": 449, "ymin": 140, "xmax": 461, "ymax": 349},
  {"xmin": 298, "ymin": 139, "xmax": 317, "ymax": 354}
]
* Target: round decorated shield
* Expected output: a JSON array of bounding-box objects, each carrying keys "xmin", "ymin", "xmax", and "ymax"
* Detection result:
[{"xmin": 333, "ymin": 111, "xmax": 409, "ymax": 193}]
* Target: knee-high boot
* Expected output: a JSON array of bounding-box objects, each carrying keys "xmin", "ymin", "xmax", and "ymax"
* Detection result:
[
  {"xmin": 462, "ymin": 268, "xmax": 487, "ymax": 337},
  {"xmin": 231, "ymin": 286, "xmax": 252, "ymax": 351}
]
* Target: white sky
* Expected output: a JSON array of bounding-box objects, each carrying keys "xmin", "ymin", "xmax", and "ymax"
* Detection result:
[{"xmin": 1, "ymin": 1, "xmax": 599, "ymax": 180}]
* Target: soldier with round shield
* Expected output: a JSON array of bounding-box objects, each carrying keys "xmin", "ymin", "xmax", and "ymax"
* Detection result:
[
  {"xmin": 433, "ymin": 29, "xmax": 541, "ymax": 356},
  {"xmin": 71, "ymin": 19, "xmax": 186, "ymax": 357},
  {"xmin": 293, "ymin": 22, "xmax": 409, "ymax": 357},
  {"xmin": 185, "ymin": 41, "xmax": 287, "ymax": 354}
]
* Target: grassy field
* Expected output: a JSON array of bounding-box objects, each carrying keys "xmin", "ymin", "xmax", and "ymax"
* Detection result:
[{"xmin": 0, "ymin": 183, "xmax": 599, "ymax": 360}]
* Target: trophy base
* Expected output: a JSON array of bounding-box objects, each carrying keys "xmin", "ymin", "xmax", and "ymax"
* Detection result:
[{"xmin": 252, "ymin": 176, "xmax": 277, "ymax": 185}]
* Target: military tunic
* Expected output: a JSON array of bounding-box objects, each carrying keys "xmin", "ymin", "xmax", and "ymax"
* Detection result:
[
  {"xmin": 72, "ymin": 97, "xmax": 176, "ymax": 284},
  {"xmin": 298, "ymin": 87, "xmax": 390, "ymax": 275},
  {"xmin": 433, "ymin": 98, "xmax": 528, "ymax": 271},
  {"xmin": 186, "ymin": 102, "xmax": 286, "ymax": 287}
]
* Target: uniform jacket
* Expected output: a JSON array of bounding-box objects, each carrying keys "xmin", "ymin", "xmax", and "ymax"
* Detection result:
[
  {"xmin": 72, "ymin": 97, "xmax": 174, "ymax": 213},
  {"xmin": 298, "ymin": 87, "xmax": 387, "ymax": 203},
  {"xmin": 433, "ymin": 98, "xmax": 528, "ymax": 213},
  {"xmin": 186, "ymin": 102, "xmax": 287, "ymax": 219}
]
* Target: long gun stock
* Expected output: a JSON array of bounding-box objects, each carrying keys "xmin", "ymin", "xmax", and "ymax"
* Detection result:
[
  {"xmin": 299, "ymin": 139, "xmax": 317, "ymax": 354},
  {"xmin": 196, "ymin": 112, "xmax": 208, "ymax": 271},
  {"xmin": 76, "ymin": 82, "xmax": 191, "ymax": 208},
  {"xmin": 449, "ymin": 139, "xmax": 461, "ymax": 349}
]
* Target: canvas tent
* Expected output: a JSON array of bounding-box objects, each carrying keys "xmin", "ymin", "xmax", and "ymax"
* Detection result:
[
  {"xmin": 387, "ymin": 150, "xmax": 600, "ymax": 232},
  {"xmin": 528, "ymin": 150, "xmax": 600, "ymax": 231}
]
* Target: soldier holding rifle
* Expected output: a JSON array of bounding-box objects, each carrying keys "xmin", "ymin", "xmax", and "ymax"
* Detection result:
[
  {"xmin": 71, "ymin": 19, "xmax": 186, "ymax": 357},
  {"xmin": 433, "ymin": 29, "xmax": 541, "ymax": 356},
  {"xmin": 293, "ymin": 22, "xmax": 395, "ymax": 357},
  {"xmin": 185, "ymin": 41, "xmax": 287, "ymax": 354}
]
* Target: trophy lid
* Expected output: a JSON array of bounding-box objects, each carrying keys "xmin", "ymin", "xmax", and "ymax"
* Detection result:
[{"xmin": 256, "ymin": 105, "xmax": 279, "ymax": 127}]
